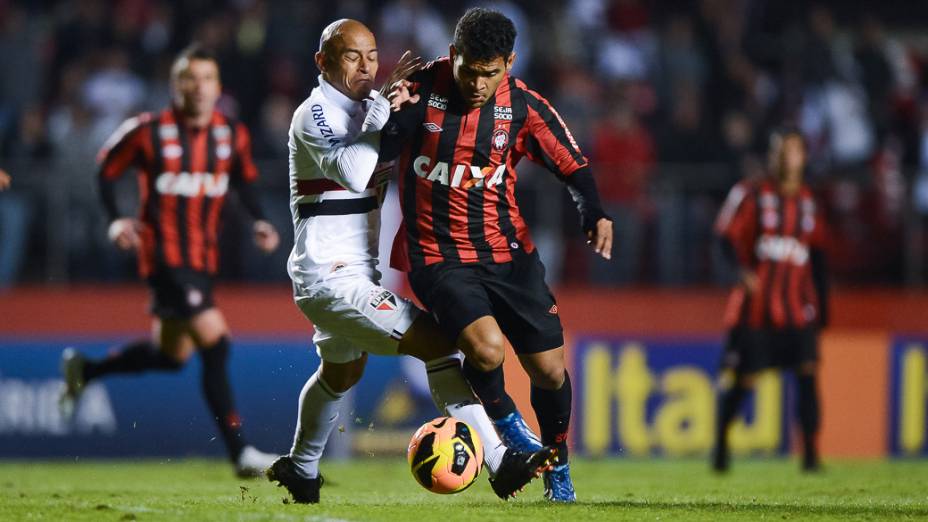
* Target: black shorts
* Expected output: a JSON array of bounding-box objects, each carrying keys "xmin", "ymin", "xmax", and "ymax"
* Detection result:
[
  {"xmin": 409, "ymin": 250, "xmax": 564, "ymax": 354},
  {"xmin": 146, "ymin": 268, "xmax": 215, "ymax": 320},
  {"xmin": 722, "ymin": 327, "xmax": 819, "ymax": 374}
]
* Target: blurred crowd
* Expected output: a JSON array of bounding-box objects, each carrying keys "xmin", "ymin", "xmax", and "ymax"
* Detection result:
[{"xmin": 1, "ymin": 0, "xmax": 928, "ymax": 287}]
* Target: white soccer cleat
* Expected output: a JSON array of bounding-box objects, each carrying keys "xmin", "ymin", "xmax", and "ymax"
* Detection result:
[
  {"xmin": 59, "ymin": 347, "xmax": 86, "ymax": 418},
  {"xmin": 236, "ymin": 446, "xmax": 278, "ymax": 478}
]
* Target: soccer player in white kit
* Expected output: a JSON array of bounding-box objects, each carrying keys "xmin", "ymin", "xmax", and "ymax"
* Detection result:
[{"xmin": 265, "ymin": 19, "xmax": 555, "ymax": 504}]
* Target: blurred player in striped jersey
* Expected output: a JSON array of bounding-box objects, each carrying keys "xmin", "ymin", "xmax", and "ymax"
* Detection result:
[
  {"xmin": 712, "ymin": 129, "xmax": 829, "ymax": 472},
  {"xmin": 380, "ymin": 7, "xmax": 614, "ymax": 502},
  {"xmin": 59, "ymin": 44, "xmax": 280, "ymax": 477}
]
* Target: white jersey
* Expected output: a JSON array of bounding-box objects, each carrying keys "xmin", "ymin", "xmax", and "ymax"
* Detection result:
[
  {"xmin": 286, "ymin": 76, "xmax": 420, "ymax": 364},
  {"xmin": 286, "ymin": 76, "xmax": 392, "ymax": 288}
]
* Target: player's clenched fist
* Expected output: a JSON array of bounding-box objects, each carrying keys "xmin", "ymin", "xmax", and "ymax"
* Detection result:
[
  {"xmin": 107, "ymin": 218, "xmax": 143, "ymax": 251},
  {"xmin": 253, "ymin": 219, "xmax": 279, "ymax": 254}
]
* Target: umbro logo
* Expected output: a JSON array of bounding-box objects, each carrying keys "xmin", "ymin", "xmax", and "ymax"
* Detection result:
[{"xmin": 423, "ymin": 122, "xmax": 443, "ymax": 133}]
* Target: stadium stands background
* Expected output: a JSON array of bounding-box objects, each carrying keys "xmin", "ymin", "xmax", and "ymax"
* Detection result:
[
  {"xmin": 2, "ymin": 0, "xmax": 928, "ymax": 461},
  {"xmin": 1, "ymin": 0, "xmax": 927, "ymax": 287}
]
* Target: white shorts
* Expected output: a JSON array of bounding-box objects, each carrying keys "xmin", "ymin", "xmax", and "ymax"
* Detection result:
[{"xmin": 294, "ymin": 274, "xmax": 420, "ymax": 364}]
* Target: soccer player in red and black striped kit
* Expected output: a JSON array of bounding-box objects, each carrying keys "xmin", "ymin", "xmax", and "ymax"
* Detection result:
[
  {"xmin": 59, "ymin": 45, "xmax": 281, "ymax": 477},
  {"xmin": 381, "ymin": 8, "xmax": 613, "ymax": 502},
  {"xmin": 712, "ymin": 129, "xmax": 828, "ymax": 472}
]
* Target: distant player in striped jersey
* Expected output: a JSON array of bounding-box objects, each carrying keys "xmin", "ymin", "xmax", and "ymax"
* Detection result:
[
  {"xmin": 265, "ymin": 19, "xmax": 555, "ymax": 504},
  {"xmin": 380, "ymin": 8, "xmax": 614, "ymax": 502},
  {"xmin": 712, "ymin": 129, "xmax": 829, "ymax": 472},
  {"xmin": 59, "ymin": 44, "xmax": 281, "ymax": 477}
]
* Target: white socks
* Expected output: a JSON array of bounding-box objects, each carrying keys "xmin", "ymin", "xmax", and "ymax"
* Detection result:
[
  {"xmin": 425, "ymin": 354, "xmax": 506, "ymax": 474},
  {"xmin": 289, "ymin": 369, "xmax": 344, "ymax": 479}
]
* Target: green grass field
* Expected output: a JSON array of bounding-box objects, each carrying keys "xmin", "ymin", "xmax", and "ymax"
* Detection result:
[{"xmin": 1, "ymin": 458, "xmax": 927, "ymax": 521}]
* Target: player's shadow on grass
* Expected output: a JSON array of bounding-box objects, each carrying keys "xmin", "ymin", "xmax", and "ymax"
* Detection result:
[{"xmin": 590, "ymin": 499, "xmax": 928, "ymax": 518}]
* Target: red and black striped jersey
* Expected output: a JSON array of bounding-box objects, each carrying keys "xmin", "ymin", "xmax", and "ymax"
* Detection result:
[
  {"xmin": 383, "ymin": 58, "xmax": 590, "ymax": 270},
  {"xmin": 715, "ymin": 178, "xmax": 827, "ymax": 329},
  {"xmin": 98, "ymin": 108, "xmax": 260, "ymax": 277}
]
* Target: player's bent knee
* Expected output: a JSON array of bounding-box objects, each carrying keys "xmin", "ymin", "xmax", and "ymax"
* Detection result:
[
  {"xmin": 527, "ymin": 364, "xmax": 566, "ymax": 390},
  {"xmin": 466, "ymin": 346, "xmax": 504, "ymax": 372},
  {"xmin": 459, "ymin": 328, "xmax": 506, "ymax": 371},
  {"xmin": 320, "ymin": 355, "xmax": 367, "ymax": 393}
]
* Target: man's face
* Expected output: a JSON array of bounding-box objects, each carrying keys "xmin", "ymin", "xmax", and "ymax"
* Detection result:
[
  {"xmin": 317, "ymin": 28, "xmax": 378, "ymax": 101},
  {"xmin": 172, "ymin": 59, "xmax": 221, "ymax": 118},
  {"xmin": 772, "ymin": 134, "xmax": 806, "ymax": 183},
  {"xmin": 451, "ymin": 46, "xmax": 513, "ymax": 108}
]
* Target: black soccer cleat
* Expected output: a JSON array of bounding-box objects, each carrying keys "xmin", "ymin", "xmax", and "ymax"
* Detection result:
[
  {"xmin": 266, "ymin": 456, "xmax": 323, "ymax": 504},
  {"xmin": 489, "ymin": 445, "xmax": 557, "ymax": 500}
]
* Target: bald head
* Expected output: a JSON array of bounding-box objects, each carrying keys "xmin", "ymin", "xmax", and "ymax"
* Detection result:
[
  {"xmin": 319, "ymin": 19, "xmax": 374, "ymax": 55},
  {"xmin": 315, "ymin": 19, "xmax": 378, "ymax": 101}
]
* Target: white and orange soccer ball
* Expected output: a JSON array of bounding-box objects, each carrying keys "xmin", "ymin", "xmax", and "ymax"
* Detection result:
[{"xmin": 407, "ymin": 416, "xmax": 483, "ymax": 494}]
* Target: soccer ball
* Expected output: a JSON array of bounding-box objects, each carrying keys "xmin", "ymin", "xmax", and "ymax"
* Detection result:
[{"xmin": 407, "ymin": 416, "xmax": 483, "ymax": 494}]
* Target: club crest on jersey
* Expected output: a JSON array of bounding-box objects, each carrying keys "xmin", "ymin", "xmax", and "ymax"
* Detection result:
[
  {"xmin": 422, "ymin": 122, "xmax": 443, "ymax": 133},
  {"xmin": 162, "ymin": 144, "xmax": 183, "ymax": 159},
  {"xmin": 428, "ymin": 93, "xmax": 448, "ymax": 111},
  {"xmin": 762, "ymin": 210, "xmax": 779, "ymax": 229},
  {"xmin": 492, "ymin": 128, "xmax": 509, "ymax": 151},
  {"xmin": 370, "ymin": 289, "xmax": 397, "ymax": 311},
  {"xmin": 216, "ymin": 143, "xmax": 231, "ymax": 160}
]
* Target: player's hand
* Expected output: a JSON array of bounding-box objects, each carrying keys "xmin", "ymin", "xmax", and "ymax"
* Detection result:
[
  {"xmin": 587, "ymin": 217, "xmax": 613, "ymax": 260},
  {"xmin": 380, "ymin": 50, "xmax": 423, "ymax": 111},
  {"xmin": 253, "ymin": 220, "xmax": 279, "ymax": 254},
  {"xmin": 107, "ymin": 218, "xmax": 142, "ymax": 251},
  {"xmin": 0, "ymin": 169, "xmax": 10, "ymax": 191},
  {"xmin": 739, "ymin": 269, "xmax": 759, "ymax": 294},
  {"xmin": 388, "ymin": 79, "xmax": 420, "ymax": 111}
]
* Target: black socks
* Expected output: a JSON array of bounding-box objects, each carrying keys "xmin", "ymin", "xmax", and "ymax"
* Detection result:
[
  {"xmin": 83, "ymin": 339, "xmax": 182, "ymax": 381},
  {"xmin": 530, "ymin": 371, "xmax": 572, "ymax": 464},
  {"xmin": 199, "ymin": 336, "xmax": 246, "ymax": 461},
  {"xmin": 461, "ymin": 360, "xmax": 517, "ymax": 420}
]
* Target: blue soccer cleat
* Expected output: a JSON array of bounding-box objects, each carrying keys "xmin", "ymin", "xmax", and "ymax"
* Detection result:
[
  {"xmin": 544, "ymin": 463, "xmax": 577, "ymax": 503},
  {"xmin": 493, "ymin": 412, "xmax": 543, "ymax": 453}
]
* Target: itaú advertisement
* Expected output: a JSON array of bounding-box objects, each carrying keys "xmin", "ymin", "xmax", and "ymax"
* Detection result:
[
  {"xmin": 573, "ymin": 337, "xmax": 789, "ymax": 457},
  {"xmin": 890, "ymin": 338, "xmax": 928, "ymax": 456},
  {"xmin": 0, "ymin": 338, "xmax": 437, "ymax": 458}
]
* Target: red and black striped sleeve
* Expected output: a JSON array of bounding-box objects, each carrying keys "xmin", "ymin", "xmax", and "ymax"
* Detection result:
[
  {"xmin": 715, "ymin": 181, "xmax": 757, "ymax": 268},
  {"xmin": 229, "ymin": 121, "xmax": 265, "ymax": 220},
  {"xmin": 514, "ymin": 84, "xmax": 589, "ymax": 177},
  {"xmin": 514, "ymin": 83, "xmax": 608, "ymax": 232},
  {"xmin": 97, "ymin": 114, "xmax": 151, "ymax": 222}
]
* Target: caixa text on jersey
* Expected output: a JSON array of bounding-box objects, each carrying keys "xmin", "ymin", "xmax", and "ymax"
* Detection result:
[
  {"xmin": 155, "ymin": 171, "xmax": 229, "ymax": 197},
  {"xmin": 412, "ymin": 155, "xmax": 506, "ymax": 189}
]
